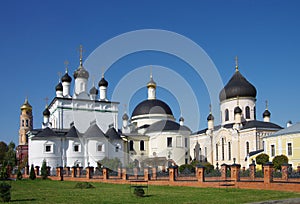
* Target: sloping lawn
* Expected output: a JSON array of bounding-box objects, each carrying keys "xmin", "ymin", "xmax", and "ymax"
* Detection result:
[{"xmin": 5, "ymin": 179, "xmax": 300, "ymax": 203}]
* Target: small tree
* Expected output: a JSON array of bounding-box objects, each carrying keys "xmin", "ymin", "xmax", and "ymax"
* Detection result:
[
  {"xmin": 16, "ymin": 169, "xmax": 22, "ymax": 180},
  {"xmin": 256, "ymin": 153, "xmax": 269, "ymax": 167},
  {"xmin": 272, "ymin": 155, "xmax": 288, "ymax": 170},
  {"xmin": 0, "ymin": 182, "xmax": 11, "ymax": 202},
  {"xmin": 29, "ymin": 164, "xmax": 36, "ymax": 180},
  {"xmin": 40, "ymin": 159, "xmax": 48, "ymax": 179}
]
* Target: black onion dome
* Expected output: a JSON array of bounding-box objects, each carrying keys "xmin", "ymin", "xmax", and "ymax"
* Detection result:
[
  {"xmin": 146, "ymin": 120, "xmax": 190, "ymax": 133},
  {"xmin": 122, "ymin": 113, "xmax": 129, "ymax": 120},
  {"xmin": 179, "ymin": 117, "xmax": 184, "ymax": 122},
  {"xmin": 43, "ymin": 107, "xmax": 50, "ymax": 116},
  {"xmin": 263, "ymin": 109, "xmax": 271, "ymax": 117},
  {"xmin": 207, "ymin": 113, "xmax": 214, "ymax": 121},
  {"xmin": 89, "ymin": 86, "xmax": 98, "ymax": 95},
  {"xmin": 132, "ymin": 99, "xmax": 173, "ymax": 117},
  {"xmin": 219, "ymin": 71, "xmax": 257, "ymax": 101},
  {"xmin": 98, "ymin": 77, "xmax": 108, "ymax": 87},
  {"xmin": 55, "ymin": 82, "xmax": 63, "ymax": 91},
  {"xmin": 61, "ymin": 72, "xmax": 72, "ymax": 82},
  {"xmin": 234, "ymin": 106, "xmax": 242, "ymax": 114},
  {"xmin": 73, "ymin": 66, "xmax": 89, "ymax": 79}
]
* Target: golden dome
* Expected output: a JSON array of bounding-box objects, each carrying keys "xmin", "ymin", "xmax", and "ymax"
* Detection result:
[{"xmin": 21, "ymin": 98, "xmax": 32, "ymax": 111}]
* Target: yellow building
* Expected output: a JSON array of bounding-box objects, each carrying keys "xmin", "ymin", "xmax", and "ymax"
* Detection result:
[{"xmin": 263, "ymin": 122, "xmax": 300, "ymax": 169}]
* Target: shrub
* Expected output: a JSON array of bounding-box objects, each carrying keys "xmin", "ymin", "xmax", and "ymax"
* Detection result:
[
  {"xmin": 74, "ymin": 182, "xmax": 95, "ymax": 189},
  {"xmin": 16, "ymin": 169, "xmax": 22, "ymax": 180},
  {"xmin": 40, "ymin": 159, "xmax": 48, "ymax": 179},
  {"xmin": 272, "ymin": 155, "xmax": 289, "ymax": 170},
  {"xmin": 134, "ymin": 187, "xmax": 145, "ymax": 197},
  {"xmin": 0, "ymin": 182, "xmax": 11, "ymax": 202},
  {"xmin": 256, "ymin": 153, "xmax": 269, "ymax": 167},
  {"xmin": 29, "ymin": 164, "xmax": 36, "ymax": 180},
  {"xmin": 179, "ymin": 164, "xmax": 194, "ymax": 173}
]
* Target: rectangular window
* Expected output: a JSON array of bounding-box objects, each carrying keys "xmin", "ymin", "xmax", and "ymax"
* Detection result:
[
  {"xmin": 26, "ymin": 119, "xmax": 29, "ymax": 127},
  {"xmin": 287, "ymin": 143, "xmax": 292, "ymax": 156},
  {"xmin": 271, "ymin": 145, "xmax": 275, "ymax": 157},
  {"xmin": 205, "ymin": 147, "xmax": 207, "ymax": 159},
  {"xmin": 176, "ymin": 136, "xmax": 182, "ymax": 147},
  {"xmin": 97, "ymin": 144, "xmax": 103, "ymax": 152},
  {"xmin": 74, "ymin": 145, "xmax": 79, "ymax": 152},
  {"xmin": 115, "ymin": 146, "xmax": 119, "ymax": 152},
  {"xmin": 185, "ymin": 138, "xmax": 188, "ymax": 148},
  {"xmin": 45, "ymin": 145, "xmax": 51, "ymax": 152},
  {"xmin": 167, "ymin": 137, "xmax": 172, "ymax": 147},
  {"xmin": 228, "ymin": 142, "xmax": 231, "ymax": 160}
]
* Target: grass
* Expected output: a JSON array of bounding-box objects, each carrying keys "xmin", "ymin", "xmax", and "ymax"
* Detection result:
[{"xmin": 5, "ymin": 179, "xmax": 299, "ymax": 203}]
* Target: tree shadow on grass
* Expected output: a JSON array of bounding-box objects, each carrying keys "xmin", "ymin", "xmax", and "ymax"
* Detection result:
[{"xmin": 10, "ymin": 198, "xmax": 36, "ymax": 202}]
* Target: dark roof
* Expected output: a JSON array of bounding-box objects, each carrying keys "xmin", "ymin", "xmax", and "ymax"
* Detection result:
[
  {"xmin": 249, "ymin": 149, "xmax": 264, "ymax": 157},
  {"xmin": 61, "ymin": 72, "xmax": 72, "ymax": 82},
  {"xmin": 106, "ymin": 127, "xmax": 121, "ymax": 140},
  {"xmin": 74, "ymin": 66, "xmax": 89, "ymax": 79},
  {"xmin": 263, "ymin": 109, "xmax": 271, "ymax": 117},
  {"xmin": 219, "ymin": 70, "xmax": 257, "ymax": 101},
  {"xmin": 65, "ymin": 126, "xmax": 81, "ymax": 138},
  {"xmin": 98, "ymin": 77, "xmax": 108, "ymax": 87},
  {"xmin": 122, "ymin": 113, "xmax": 129, "ymax": 120},
  {"xmin": 89, "ymin": 86, "xmax": 98, "ymax": 95},
  {"xmin": 207, "ymin": 113, "xmax": 214, "ymax": 121},
  {"xmin": 84, "ymin": 124, "xmax": 106, "ymax": 138},
  {"xmin": 132, "ymin": 99, "xmax": 173, "ymax": 117},
  {"xmin": 43, "ymin": 107, "xmax": 50, "ymax": 116},
  {"xmin": 36, "ymin": 127, "xmax": 58, "ymax": 137},
  {"xmin": 241, "ymin": 120, "xmax": 282, "ymax": 130},
  {"xmin": 192, "ymin": 120, "xmax": 282, "ymax": 135},
  {"xmin": 146, "ymin": 120, "xmax": 190, "ymax": 133},
  {"xmin": 55, "ymin": 82, "xmax": 63, "ymax": 91}
]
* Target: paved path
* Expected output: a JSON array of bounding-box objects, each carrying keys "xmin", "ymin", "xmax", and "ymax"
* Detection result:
[{"xmin": 248, "ymin": 198, "xmax": 300, "ymax": 204}]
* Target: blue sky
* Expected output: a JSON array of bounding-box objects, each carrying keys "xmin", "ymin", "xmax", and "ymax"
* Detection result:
[{"xmin": 1, "ymin": 0, "xmax": 299, "ymax": 144}]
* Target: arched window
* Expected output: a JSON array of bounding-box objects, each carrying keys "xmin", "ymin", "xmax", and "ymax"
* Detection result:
[
  {"xmin": 140, "ymin": 140, "xmax": 145, "ymax": 151},
  {"xmin": 228, "ymin": 142, "xmax": 231, "ymax": 160},
  {"xmin": 225, "ymin": 109, "xmax": 229, "ymax": 121},
  {"xmin": 254, "ymin": 106, "xmax": 256, "ymax": 120},
  {"xmin": 246, "ymin": 141, "xmax": 249, "ymax": 155},
  {"xmin": 129, "ymin": 140, "xmax": 134, "ymax": 151},
  {"xmin": 221, "ymin": 138, "xmax": 225, "ymax": 161},
  {"xmin": 245, "ymin": 106, "xmax": 250, "ymax": 119}
]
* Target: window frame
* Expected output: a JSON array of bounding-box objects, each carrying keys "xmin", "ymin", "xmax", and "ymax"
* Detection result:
[{"xmin": 167, "ymin": 137, "xmax": 172, "ymax": 148}]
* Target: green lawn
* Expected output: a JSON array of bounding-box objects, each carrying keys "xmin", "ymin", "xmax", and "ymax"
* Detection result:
[{"xmin": 4, "ymin": 179, "xmax": 299, "ymax": 203}]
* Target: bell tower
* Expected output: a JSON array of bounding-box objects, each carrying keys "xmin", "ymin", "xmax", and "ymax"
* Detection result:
[{"xmin": 19, "ymin": 98, "xmax": 33, "ymax": 145}]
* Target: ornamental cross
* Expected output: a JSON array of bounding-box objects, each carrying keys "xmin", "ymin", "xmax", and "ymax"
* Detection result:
[
  {"xmin": 235, "ymin": 56, "xmax": 239, "ymax": 71},
  {"xmin": 64, "ymin": 60, "xmax": 69, "ymax": 72}
]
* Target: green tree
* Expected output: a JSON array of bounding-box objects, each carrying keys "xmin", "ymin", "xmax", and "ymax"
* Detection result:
[
  {"xmin": 29, "ymin": 164, "xmax": 36, "ymax": 180},
  {"xmin": 0, "ymin": 142, "xmax": 8, "ymax": 163},
  {"xmin": 98, "ymin": 157, "xmax": 121, "ymax": 171},
  {"xmin": 4, "ymin": 142, "xmax": 16, "ymax": 166},
  {"xmin": 272, "ymin": 155, "xmax": 288, "ymax": 170},
  {"xmin": 256, "ymin": 153, "xmax": 269, "ymax": 167},
  {"xmin": 40, "ymin": 159, "xmax": 48, "ymax": 179}
]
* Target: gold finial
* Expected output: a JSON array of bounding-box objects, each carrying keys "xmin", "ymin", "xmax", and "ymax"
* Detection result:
[
  {"xmin": 101, "ymin": 67, "xmax": 105, "ymax": 78},
  {"xmin": 58, "ymin": 71, "xmax": 62, "ymax": 82},
  {"xmin": 265, "ymin": 100, "xmax": 268, "ymax": 110},
  {"xmin": 44, "ymin": 97, "xmax": 49, "ymax": 106},
  {"xmin": 235, "ymin": 56, "xmax": 239, "ymax": 72},
  {"xmin": 64, "ymin": 60, "xmax": 69, "ymax": 73},
  {"xmin": 150, "ymin": 66, "xmax": 153, "ymax": 79},
  {"xmin": 78, "ymin": 45, "xmax": 84, "ymax": 66}
]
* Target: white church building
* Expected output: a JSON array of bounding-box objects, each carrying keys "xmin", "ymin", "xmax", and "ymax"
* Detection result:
[{"xmin": 189, "ymin": 62, "xmax": 283, "ymax": 168}]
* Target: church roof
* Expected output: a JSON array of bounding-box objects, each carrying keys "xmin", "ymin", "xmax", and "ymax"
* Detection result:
[
  {"xmin": 266, "ymin": 122, "xmax": 300, "ymax": 138},
  {"xmin": 89, "ymin": 86, "xmax": 98, "ymax": 95},
  {"xmin": 132, "ymin": 99, "xmax": 173, "ymax": 118},
  {"xmin": 61, "ymin": 72, "xmax": 72, "ymax": 83},
  {"xmin": 98, "ymin": 77, "xmax": 108, "ymax": 87},
  {"xmin": 145, "ymin": 120, "xmax": 191, "ymax": 133},
  {"xmin": 192, "ymin": 120, "xmax": 282, "ymax": 135},
  {"xmin": 35, "ymin": 127, "xmax": 59, "ymax": 137},
  {"xmin": 106, "ymin": 127, "xmax": 121, "ymax": 140},
  {"xmin": 65, "ymin": 126, "xmax": 81, "ymax": 138},
  {"xmin": 84, "ymin": 123, "xmax": 107, "ymax": 138},
  {"xmin": 55, "ymin": 82, "xmax": 63, "ymax": 91},
  {"xmin": 219, "ymin": 70, "xmax": 257, "ymax": 101}
]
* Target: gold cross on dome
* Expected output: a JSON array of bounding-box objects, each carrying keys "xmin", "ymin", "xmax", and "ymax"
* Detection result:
[
  {"xmin": 265, "ymin": 100, "xmax": 268, "ymax": 110},
  {"xmin": 44, "ymin": 97, "xmax": 49, "ymax": 106},
  {"xmin": 209, "ymin": 104, "xmax": 212, "ymax": 113},
  {"xmin": 64, "ymin": 60, "xmax": 69, "ymax": 72},
  {"xmin": 235, "ymin": 56, "xmax": 239, "ymax": 72}
]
